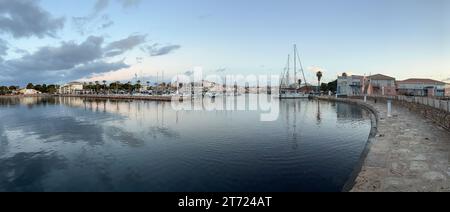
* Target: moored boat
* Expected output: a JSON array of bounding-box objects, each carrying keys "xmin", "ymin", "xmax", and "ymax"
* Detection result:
[{"xmin": 277, "ymin": 44, "xmax": 311, "ymax": 99}]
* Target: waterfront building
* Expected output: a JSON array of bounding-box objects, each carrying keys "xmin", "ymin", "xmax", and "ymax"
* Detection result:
[
  {"xmin": 397, "ymin": 78, "xmax": 447, "ymax": 97},
  {"xmin": 365, "ymin": 74, "xmax": 397, "ymax": 96},
  {"xmin": 298, "ymin": 84, "xmax": 316, "ymax": 94},
  {"xmin": 337, "ymin": 74, "xmax": 363, "ymax": 97},
  {"xmin": 19, "ymin": 89, "xmax": 41, "ymax": 95},
  {"xmin": 59, "ymin": 82, "xmax": 84, "ymax": 94},
  {"xmin": 446, "ymin": 84, "xmax": 450, "ymax": 97}
]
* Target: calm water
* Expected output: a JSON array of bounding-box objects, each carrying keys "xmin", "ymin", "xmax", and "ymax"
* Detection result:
[{"xmin": 0, "ymin": 96, "xmax": 371, "ymax": 192}]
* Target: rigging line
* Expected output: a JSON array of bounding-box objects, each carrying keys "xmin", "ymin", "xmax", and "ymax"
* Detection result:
[
  {"xmin": 280, "ymin": 56, "xmax": 290, "ymax": 88},
  {"xmin": 294, "ymin": 44, "xmax": 297, "ymax": 85},
  {"xmin": 295, "ymin": 45, "xmax": 308, "ymax": 88},
  {"xmin": 285, "ymin": 55, "xmax": 290, "ymax": 86}
]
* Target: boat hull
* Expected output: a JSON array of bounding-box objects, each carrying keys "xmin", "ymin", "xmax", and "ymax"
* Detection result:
[{"xmin": 275, "ymin": 94, "xmax": 311, "ymax": 99}]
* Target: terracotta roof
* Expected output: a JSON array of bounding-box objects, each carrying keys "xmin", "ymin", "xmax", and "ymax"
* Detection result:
[
  {"xmin": 397, "ymin": 78, "xmax": 446, "ymax": 85},
  {"xmin": 338, "ymin": 75, "xmax": 363, "ymax": 79},
  {"xmin": 368, "ymin": 74, "xmax": 396, "ymax": 80},
  {"xmin": 352, "ymin": 75, "xmax": 364, "ymax": 79},
  {"xmin": 68, "ymin": 81, "xmax": 84, "ymax": 85}
]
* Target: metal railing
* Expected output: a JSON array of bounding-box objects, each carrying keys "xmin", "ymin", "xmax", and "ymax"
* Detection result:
[{"xmin": 360, "ymin": 95, "xmax": 450, "ymax": 112}]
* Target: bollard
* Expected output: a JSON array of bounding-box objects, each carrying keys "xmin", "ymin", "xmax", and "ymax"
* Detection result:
[
  {"xmin": 364, "ymin": 95, "xmax": 367, "ymax": 102},
  {"xmin": 387, "ymin": 100, "xmax": 392, "ymax": 117}
]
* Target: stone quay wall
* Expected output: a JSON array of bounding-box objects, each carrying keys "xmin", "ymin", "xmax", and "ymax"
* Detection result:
[
  {"xmin": 349, "ymin": 96, "xmax": 450, "ymax": 131},
  {"xmin": 317, "ymin": 96, "xmax": 379, "ymax": 191}
]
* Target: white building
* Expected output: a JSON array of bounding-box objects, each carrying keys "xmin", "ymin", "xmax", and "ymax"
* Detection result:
[
  {"xmin": 19, "ymin": 89, "xmax": 41, "ymax": 95},
  {"xmin": 365, "ymin": 74, "xmax": 397, "ymax": 96},
  {"xmin": 60, "ymin": 82, "xmax": 84, "ymax": 94},
  {"xmin": 337, "ymin": 74, "xmax": 363, "ymax": 96},
  {"xmin": 397, "ymin": 78, "xmax": 446, "ymax": 97}
]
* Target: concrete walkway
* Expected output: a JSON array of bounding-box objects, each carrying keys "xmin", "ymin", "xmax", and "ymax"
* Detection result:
[{"xmin": 350, "ymin": 98, "xmax": 450, "ymax": 192}]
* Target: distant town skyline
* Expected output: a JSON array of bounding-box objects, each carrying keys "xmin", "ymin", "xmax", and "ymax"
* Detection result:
[{"xmin": 0, "ymin": 0, "xmax": 449, "ymax": 86}]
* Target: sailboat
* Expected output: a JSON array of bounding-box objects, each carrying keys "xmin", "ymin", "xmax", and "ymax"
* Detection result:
[{"xmin": 276, "ymin": 45, "xmax": 311, "ymax": 99}]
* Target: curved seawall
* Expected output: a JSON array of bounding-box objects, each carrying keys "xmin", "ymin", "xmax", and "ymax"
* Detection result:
[
  {"xmin": 317, "ymin": 97, "xmax": 379, "ymax": 192},
  {"xmin": 318, "ymin": 96, "xmax": 450, "ymax": 192}
]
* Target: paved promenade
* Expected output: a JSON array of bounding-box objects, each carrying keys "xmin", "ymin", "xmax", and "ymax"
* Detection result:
[{"xmin": 346, "ymin": 98, "xmax": 450, "ymax": 192}]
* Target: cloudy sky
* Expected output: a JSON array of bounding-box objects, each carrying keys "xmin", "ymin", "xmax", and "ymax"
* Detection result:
[{"xmin": 0, "ymin": 0, "xmax": 448, "ymax": 85}]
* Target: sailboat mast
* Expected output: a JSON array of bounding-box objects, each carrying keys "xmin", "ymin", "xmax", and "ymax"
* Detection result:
[
  {"xmin": 287, "ymin": 54, "xmax": 290, "ymax": 86},
  {"xmin": 294, "ymin": 44, "xmax": 297, "ymax": 86}
]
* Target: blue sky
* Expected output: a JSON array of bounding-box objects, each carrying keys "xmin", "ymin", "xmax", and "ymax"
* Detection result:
[{"xmin": 0, "ymin": 0, "xmax": 448, "ymax": 85}]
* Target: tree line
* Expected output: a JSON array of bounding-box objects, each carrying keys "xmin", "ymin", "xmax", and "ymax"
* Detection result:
[
  {"xmin": 0, "ymin": 84, "xmax": 60, "ymax": 95},
  {"xmin": 320, "ymin": 80, "xmax": 337, "ymax": 93},
  {"xmin": 0, "ymin": 86, "xmax": 19, "ymax": 95},
  {"xmin": 26, "ymin": 83, "xmax": 59, "ymax": 94},
  {"xmin": 83, "ymin": 80, "xmax": 162, "ymax": 93}
]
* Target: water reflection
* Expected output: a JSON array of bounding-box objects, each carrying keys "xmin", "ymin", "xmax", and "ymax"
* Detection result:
[
  {"xmin": 336, "ymin": 102, "xmax": 367, "ymax": 123},
  {"xmin": 316, "ymin": 101, "xmax": 322, "ymax": 125},
  {"xmin": 0, "ymin": 151, "xmax": 67, "ymax": 192},
  {"xmin": 0, "ymin": 96, "xmax": 372, "ymax": 192}
]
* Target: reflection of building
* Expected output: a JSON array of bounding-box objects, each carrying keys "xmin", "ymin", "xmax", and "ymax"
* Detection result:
[
  {"xmin": 365, "ymin": 74, "xmax": 397, "ymax": 96},
  {"xmin": 60, "ymin": 82, "xmax": 84, "ymax": 94},
  {"xmin": 337, "ymin": 74, "xmax": 363, "ymax": 96},
  {"xmin": 19, "ymin": 89, "xmax": 41, "ymax": 95},
  {"xmin": 336, "ymin": 102, "xmax": 363, "ymax": 120},
  {"xmin": 397, "ymin": 78, "xmax": 446, "ymax": 97}
]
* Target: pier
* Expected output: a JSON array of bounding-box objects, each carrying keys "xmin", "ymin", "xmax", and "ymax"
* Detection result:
[{"xmin": 319, "ymin": 96, "xmax": 450, "ymax": 192}]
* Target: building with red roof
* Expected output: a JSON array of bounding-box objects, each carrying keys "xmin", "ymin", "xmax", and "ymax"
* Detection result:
[{"xmin": 397, "ymin": 78, "xmax": 446, "ymax": 97}]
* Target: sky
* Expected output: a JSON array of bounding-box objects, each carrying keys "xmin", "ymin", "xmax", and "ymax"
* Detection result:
[{"xmin": 0, "ymin": 0, "xmax": 448, "ymax": 86}]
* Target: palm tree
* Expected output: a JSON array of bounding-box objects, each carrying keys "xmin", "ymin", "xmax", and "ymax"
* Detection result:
[
  {"xmin": 127, "ymin": 81, "xmax": 132, "ymax": 94},
  {"xmin": 316, "ymin": 71, "xmax": 323, "ymax": 94},
  {"xmin": 115, "ymin": 81, "xmax": 120, "ymax": 93},
  {"xmin": 102, "ymin": 80, "xmax": 107, "ymax": 94},
  {"xmin": 95, "ymin": 81, "xmax": 100, "ymax": 94}
]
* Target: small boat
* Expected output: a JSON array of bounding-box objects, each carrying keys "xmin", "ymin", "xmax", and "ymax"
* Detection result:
[
  {"xmin": 276, "ymin": 91, "xmax": 310, "ymax": 99},
  {"xmin": 205, "ymin": 92, "xmax": 218, "ymax": 98}
]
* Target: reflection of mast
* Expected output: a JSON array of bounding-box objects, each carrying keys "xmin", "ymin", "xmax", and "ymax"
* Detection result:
[
  {"xmin": 316, "ymin": 101, "xmax": 322, "ymax": 125},
  {"xmin": 162, "ymin": 102, "xmax": 165, "ymax": 126},
  {"xmin": 156, "ymin": 102, "xmax": 159, "ymax": 124},
  {"xmin": 285, "ymin": 100, "xmax": 290, "ymax": 129},
  {"xmin": 292, "ymin": 100, "xmax": 298, "ymax": 149}
]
